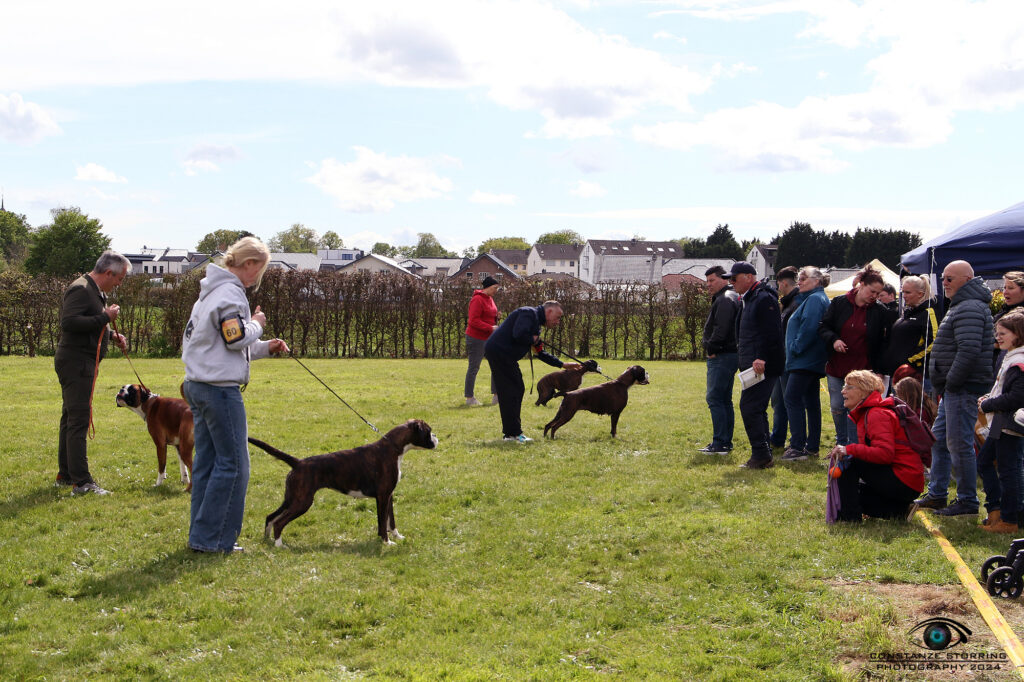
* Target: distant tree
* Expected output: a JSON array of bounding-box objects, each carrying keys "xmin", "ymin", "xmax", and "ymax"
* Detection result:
[
  {"xmin": 396, "ymin": 244, "xmax": 416, "ymax": 259},
  {"xmin": 846, "ymin": 227, "xmax": 921, "ymax": 271},
  {"xmin": 268, "ymin": 223, "xmax": 319, "ymax": 253},
  {"xmin": 774, "ymin": 222, "xmax": 819, "ymax": 270},
  {"xmin": 0, "ymin": 208, "xmax": 32, "ymax": 266},
  {"xmin": 704, "ymin": 224, "xmax": 744, "ymax": 260},
  {"xmin": 537, "ymin": 229, "xmax": 584, "ymax": 245},
  {"xmin": 319, "ymin": 231, "xmax": 344, "ymax": 249},
  {"xmin": 740, "ymin": 238, "xmax": 762, "ymax": 256},
  {"xmin": 196, "ymin": 229, "xmax": 255, "ymax": 253},
  {"xmin": 412, "ymin": 232, "xmax": 456, "ymax": 258},
  {"xmin": 631, "ymin": 233, "xmax": 647, "ymax": 241},
  {"xmin": 821, "ymin": 230, "xmax": 853, "ymax": 267},
  {"xmin": 371, "ymin": 241, "xmax": 399, "ymax": 258},
  {"xmin": 25, "ymin": 207, "xmax": 110, "ymax": 277},
  {"xmin": 677, "ymin": 237, "xmax": 706, "ymax": 258},
  {"xmin": 461, "ymin": 246, "xmax": 477, "ymax": 258},
  {"xmin": 479, "ymin": 236, "xmax": 530, "ymax": 253}
]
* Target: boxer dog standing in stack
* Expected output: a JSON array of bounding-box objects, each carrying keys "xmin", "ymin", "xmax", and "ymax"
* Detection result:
[
  {"xmin": 248, "ymin": 419, "xmax": 438, "ymax": 547},
  {"xmin": 543, "ymin": 365, "xmax": 650, "ymax": 439},
  {"xmin": 535, "ymin": 359, "xmax": 602, "ymax": 406},
  {"xmin": 115, "ymin": 383, "xmax": 194, "ymax": 490}
]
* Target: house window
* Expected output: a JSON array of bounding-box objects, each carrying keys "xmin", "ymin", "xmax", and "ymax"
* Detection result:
[
  {"xmin": 342, "ymin": 253, "xmax": 353, "ymax": 260},
  {"xmin": 546, "ymin": 259, "xmax": 555, "ymax": 266},
  {"xmin": 466, "ymin": 271, "xmax": 472, "ymax": 278},
  {"xmin": 560, "ymin": 260, "xmax": 565, "ymax": 266},
  {"xmin": 159, "ymin": 266, "xmax": 164, "ymax": 273},
  {"xmin": 569, "ymin": 261, "xmax": 574, "ymax": 267}
]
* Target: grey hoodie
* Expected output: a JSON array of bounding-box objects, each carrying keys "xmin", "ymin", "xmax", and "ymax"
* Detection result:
[
  {"xmin": 182, "ymin": 264, "xmax": 270, "ymax": 386},
  {"xmin": 928, "ymin": 276, "xmax": 994, "ymax": 394}
]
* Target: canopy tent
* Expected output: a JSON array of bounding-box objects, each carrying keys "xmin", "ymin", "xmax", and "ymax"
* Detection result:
[
  {"xmin": 901, "ymin": 200, "xmax": 1024, "ymax": 276},
  {"xmin": 824, "ymin": 258, "xmax": 900, "ymax": 299}
]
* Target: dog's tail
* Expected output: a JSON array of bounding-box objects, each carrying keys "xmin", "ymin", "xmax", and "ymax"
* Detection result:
[{"xmin": 247, "ymin": 437, "xmax": 301, "ymax": 468}]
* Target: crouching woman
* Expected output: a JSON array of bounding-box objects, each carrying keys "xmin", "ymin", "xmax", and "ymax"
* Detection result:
[{"xmin": 830, "ymin": 370, "xmax": 924, "ymax": 522}]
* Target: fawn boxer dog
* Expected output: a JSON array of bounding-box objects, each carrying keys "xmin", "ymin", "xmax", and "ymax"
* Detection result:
[
  {"xmin": 115, "ymin": 384, "xmax": 194, "ymax": 490},
  {"xmin": 543, "ymin": 365, "xmax": 649, "ymax": 439},
  {"xmin": 535, "ymin": 359, "xmax": 602, "ymax": 406},
  {"xmin": 247, "ymin": 419, "xmax": 438, "ymax": 547}
]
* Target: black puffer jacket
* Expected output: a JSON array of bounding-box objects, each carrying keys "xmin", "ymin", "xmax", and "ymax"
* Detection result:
[
  {"xmin": 929, "ymin": 277, "xmax": 994, "ymax": 394},
  {"xmin": 702, "ymin": 287, "xmax": 740, "ymax": 356},
  {"xmin": 877, "ymin": 300, "xmax": 943, "ymax": 375},
  {"xmin": 736, "ymin": 281, "xmax": 784, "ymax": 376}
]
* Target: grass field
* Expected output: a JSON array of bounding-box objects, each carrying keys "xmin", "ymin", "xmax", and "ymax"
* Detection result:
[{"xmin": 2, "ymin": 357, "xmax": 1023, "ymax": 680}]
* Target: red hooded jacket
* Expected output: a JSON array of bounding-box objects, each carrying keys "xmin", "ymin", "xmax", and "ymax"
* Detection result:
[
  {"xmin": 846, "ymin": 391, "xmax": 924, "ymax": 493},
  {"xmin": 465, "ymin": 289, "xmax": 498, "ymax": 341}
]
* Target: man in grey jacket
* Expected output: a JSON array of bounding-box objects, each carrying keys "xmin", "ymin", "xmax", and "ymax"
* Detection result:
[
  {"xmin": 914, "ymin": 260, "xmax": 994, "ymax": 516},
  {"xmin": 699, "ymin": 265, "xmax": 741, "ymax": 454}
]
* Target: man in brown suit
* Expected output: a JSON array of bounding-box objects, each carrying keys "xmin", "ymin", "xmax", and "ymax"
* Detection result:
[{"xmin": 54, "ymin": 251, "xmax": 130, "ymax": 495}]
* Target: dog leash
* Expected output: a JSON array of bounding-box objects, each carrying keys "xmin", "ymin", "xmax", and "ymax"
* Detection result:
[
  {"xmin": 541, "ymin": 338, "xmax": 615, "ymax": 381},
  {"xmin": 110, "ymin": 320, "xmax": 148, "ymax": 392},
  {"xmin": 289, "ymin": 353, "xmax": 379, "ymax": 433}
]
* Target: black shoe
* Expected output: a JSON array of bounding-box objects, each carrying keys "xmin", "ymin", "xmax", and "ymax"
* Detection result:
[
  {"xmin": 740, "ymin": 457, "xmax": 773, "ymax": 470},
  {"xmin": 780, "ymin": 447, "xmax": 809, "ymax": 462},
  {"xmin": 933, "ymin": 500, "xmax": 979, "ymax": 517},
  {"xmin": 912, "ymin": 494, "xmax": 947, "ymax": 510},
  {"xmin": 697, "ymin": 443, "xmax": 731, "ymax": 455}
]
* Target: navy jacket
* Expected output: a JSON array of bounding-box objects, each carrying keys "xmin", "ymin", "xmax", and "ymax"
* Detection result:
[
  {"xmin": 484, "ymin": 305, "xmax": 563, "ymax": 368},
  {"xmin": 736, "ymin": 281, "xmax": 784, "ymax": 376},
  {"xmin": 929, "ymin": 276, "xmax": 994, "ymax": 394}
]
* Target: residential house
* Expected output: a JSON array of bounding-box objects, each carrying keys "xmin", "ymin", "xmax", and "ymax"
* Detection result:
[
  {"xmin": 527, "ymin": 243, "xmax": 583, "ymax": 277},
  {"xmin": 334, "ymin": 253, "xmax": 418, "ymax": 277},
  {"xmin": 578, "ymin": 239, "xmax": 684, "ymax": 284},
  {"xmin": 398, "ymin": 257, "xmax": 467, "ymax": 278},
  {"xmin": 266, "ymin": 252, "xmax": 322, "ymax": 272},
  {"xmin": 450, "ymin": 253, "xmax": 520, "ymax": 283},
  {"xmin": 318, "ymin": 248, "xmax": 364, "ymax": 271},
  {"xmin": 661, "ymin": 258, "xmax": 737, "ymax": 291},
  {"xmin": 746, "ymin": 244, "xmax": 778, "ymax": 280},
  {"xmin": 127, "ymin": 247, "xmax": 192, "ymax": 276},
  {"xmin": 488, "ymin": 248, "xmax": 530, "ymax": 276}
]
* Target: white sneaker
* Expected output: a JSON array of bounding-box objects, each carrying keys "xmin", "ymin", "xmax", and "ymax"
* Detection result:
[
  {"xmin": 72, "ymin": 482, "xmax": 111, "ymax": 496},
  {"xmin": 466, "ymin": 397, "xmax": 482, "ymax": 406},
  {"xmin": 503, "ymin": 434, "xmax": 533, "ymax": 443}
]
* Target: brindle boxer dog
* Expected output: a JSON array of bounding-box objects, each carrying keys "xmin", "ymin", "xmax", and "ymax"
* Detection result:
[
  {"xmin": 535, "ymin": 359, "xmax": 602, "ymax": 406},
  {"xmin": 543, "ymin": 365, "xmax": 650, "ymax": 439},
  {"xmin": 248, "ymin": 419, "xmax": 438, "ymax": 547},
  {"xmin": 115, "ymin": 383, "xmax": 194, "ymax": 490}
]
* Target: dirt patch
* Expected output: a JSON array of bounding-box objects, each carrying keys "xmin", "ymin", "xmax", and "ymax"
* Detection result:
[{"xmin": 827, "ymin": 579, "xmax": 1024, "ymax": 681}]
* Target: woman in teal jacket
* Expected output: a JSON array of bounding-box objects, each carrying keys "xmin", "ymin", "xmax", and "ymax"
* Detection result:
[{"xmin": 781, "ymin": 267, "xmax": 831, "ymax": 460}]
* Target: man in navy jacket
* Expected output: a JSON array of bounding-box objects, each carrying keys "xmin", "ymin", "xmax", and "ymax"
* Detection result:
[
  {"xmin": 485, "ymin": 301, "xmax": 580, "ymax": 442},
  {"xmin": 729, "ymin": 262, "xmax": 784, "ymax": 469}
]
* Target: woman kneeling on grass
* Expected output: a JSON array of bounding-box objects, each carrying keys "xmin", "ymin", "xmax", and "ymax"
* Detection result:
[
  {"xmin": 977, "ymin": 311, "xmax": 1024, "ymax": 533},
  {"xmin": 830, "ymin": 370, "xmax": 924, "ymax": 522}
]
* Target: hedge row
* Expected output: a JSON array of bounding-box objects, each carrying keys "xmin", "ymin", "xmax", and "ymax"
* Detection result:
[{"xmin": 0, "ymin": 269, "xmax": 712, "ymax": 361}]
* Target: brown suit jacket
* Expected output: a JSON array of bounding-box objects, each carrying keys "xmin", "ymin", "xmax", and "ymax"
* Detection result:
[{"xmin": 55, "ymin": 274, "xmax": 111, "ymax": 376}]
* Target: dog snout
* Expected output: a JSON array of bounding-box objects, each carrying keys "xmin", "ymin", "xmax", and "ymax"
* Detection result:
[{"xmin": 430, "ymin": 433, "xmax": 439, "ymax": 447}]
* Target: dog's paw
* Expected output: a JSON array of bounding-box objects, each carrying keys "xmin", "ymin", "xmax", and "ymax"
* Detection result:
[
  {"xmin": 155, "ymin": 473, "xmax": 166, "ymax": 487},
  {"xmin": 389, "ymin": 531, "xmax": 404, "ymax": 541}
]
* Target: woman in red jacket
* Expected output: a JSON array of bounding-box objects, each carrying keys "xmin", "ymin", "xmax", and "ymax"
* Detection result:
[
  {"xmin": 831, "ymin": 369, "xmax": 924, "ymax": 522},
  {"xmin": 464, "ymin": 276, "xmax": 500, "ymax": 406}
]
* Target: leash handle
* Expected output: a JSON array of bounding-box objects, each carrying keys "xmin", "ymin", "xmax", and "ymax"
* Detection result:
[{"xmin": 290, "ymin": 353, "xmax": 379, "ymax": 433}]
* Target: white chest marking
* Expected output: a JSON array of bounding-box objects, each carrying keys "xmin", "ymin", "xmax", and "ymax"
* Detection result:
[{"xmin": 397, "ymin": 454, "xmax": 403, "ymax": 483}]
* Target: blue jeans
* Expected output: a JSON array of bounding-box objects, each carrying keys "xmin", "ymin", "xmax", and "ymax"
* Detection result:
[
  {"xmin": 784, "ymin": 372, "xmax": 822, "ymax": 453},
  {"xmin": 706, "ymin": 353, "xmax": 738, "ymax": 448},
  {"xmin": 770, "ymin": 373, "xmax": 789, "ymax": 447},
  {"xmin": 183, "ymin": 381, "xmax": 250, "ymax": 552},
  {"xmin": 826, "ymin": 375, "xmax": 858, "ymax": 446},
  {"xmin": 927, "ymin": 389, "xmax": 982, "ymax": 507}
]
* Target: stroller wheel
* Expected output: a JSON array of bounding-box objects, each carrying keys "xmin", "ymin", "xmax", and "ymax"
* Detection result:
[
  {"xmin": 987, "ymin": 566, "xmax": 1023, "ymax": 599},
  {"xmin": 982, "ymin": 555, "xmax": 1007, "ymax": 582}
]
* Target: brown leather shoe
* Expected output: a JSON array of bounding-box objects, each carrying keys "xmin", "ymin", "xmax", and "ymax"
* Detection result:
[
  {"xmin": 982, "ymin": 509, "xmax": 1002, "ymax": 526},
  {"xmin": 982, "ymin": 519, "xmax": 1019, "ymax": 534}
]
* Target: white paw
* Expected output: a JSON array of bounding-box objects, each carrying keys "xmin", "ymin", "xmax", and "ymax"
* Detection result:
[
  {"xmin": 390, "ymin": 531, "xmax": 404, "ymax": 541},
  {"xmin": 274, "ymin": 537, "xmax": 284, "ymax": 548},
  {"xmin": 155, "ymin": 473, "xmax": 166, "ymax": 487}
]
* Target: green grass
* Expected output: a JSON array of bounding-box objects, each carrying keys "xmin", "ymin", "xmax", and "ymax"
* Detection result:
[{"xmin": 0, "ymin": 358, "xmax": 1014, "ymax": 679}]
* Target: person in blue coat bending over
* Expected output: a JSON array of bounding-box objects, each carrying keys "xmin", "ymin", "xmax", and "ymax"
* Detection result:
[{"xmin": 485, "ymin": 300, "xmax": 580, "ymax": 443}]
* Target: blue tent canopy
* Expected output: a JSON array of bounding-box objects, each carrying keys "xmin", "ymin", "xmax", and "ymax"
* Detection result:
[{"xmin": 901, "ymin": 200, "xmax": 1024, "ymax": 276}]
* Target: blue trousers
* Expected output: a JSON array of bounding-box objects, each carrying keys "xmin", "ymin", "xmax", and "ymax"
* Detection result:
[
  {"xmin": 784, "ymin": 371, "xmax": 822, "ymax": 453},
  {"xmin": 705, "ymin": 353, "xmax": 738, "ymax": 449},
  {"xmin": 769, "ymin": 372, "xmax": 789, "ymax": 447},
  {"xmin": 183, "ymin": 381, "xmax": 250, "ymax": 553},
  {"xmin": 927, "ymin": 390, "xmax": 982, "ymax": 507}
]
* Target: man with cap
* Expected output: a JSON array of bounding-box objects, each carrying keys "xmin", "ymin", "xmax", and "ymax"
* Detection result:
[
  {"xmin": 729, "ymin": 261, "xmax": 785, "ymax": 469},
  {"xmin": 484, "ymin": 301, "xmax": 580, "ymax": 442},
  {"xmin": 698, "ymin": 264, "xmax": 741, "ymax": 454}
]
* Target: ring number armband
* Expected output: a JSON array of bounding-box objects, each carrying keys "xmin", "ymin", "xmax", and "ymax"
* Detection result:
[{"xmin": 220, "ymin": 315, "xmax": 246, "ymax": 344}]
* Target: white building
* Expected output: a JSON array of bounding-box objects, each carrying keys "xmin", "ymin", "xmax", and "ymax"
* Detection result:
[
  {"xmin": 579, "ymin": 239, "xmax": 684, "ymax": 284},
  {"xmin": 527, "ymin": 243, "xmax": 583, "ymax": 277},
  {"xmin": 746, "ymin": 244, "xmax": 778, "ymax": 280},
  {"xmin": 318, "ymin": 248, "xmax": 364, "ymax": 270},
  {"xmin": 334, "ymin": 253, "xmax": 418, "ymax": 277}
]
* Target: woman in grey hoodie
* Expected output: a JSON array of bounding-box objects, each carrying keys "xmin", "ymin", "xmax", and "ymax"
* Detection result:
[{"xmin": 182, "ymin": 237, "xmax": 289, "ymax": 553}]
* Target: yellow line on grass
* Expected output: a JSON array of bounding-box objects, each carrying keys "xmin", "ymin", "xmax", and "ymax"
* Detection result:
[{"xmin": 916, "ymin": 510, "xmax": 1024, "ymax": 678}]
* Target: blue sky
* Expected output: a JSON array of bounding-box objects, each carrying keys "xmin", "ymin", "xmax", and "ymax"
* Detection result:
[{"xmin": 3, "ymin": 0, "xmax": 1024, "ymax": 256}]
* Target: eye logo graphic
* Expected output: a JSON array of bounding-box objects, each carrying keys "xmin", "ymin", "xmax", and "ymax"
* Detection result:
[{"xmin": 908, "ymin": 617, "xmax": 972, "ymax": 650}]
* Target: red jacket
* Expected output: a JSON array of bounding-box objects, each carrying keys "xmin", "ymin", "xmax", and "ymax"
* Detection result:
[
  {"xmin": 847, "ymin": 391, "xmax": 924, "ymax": 493},
  {"xmin": 465, "ymin": 290, "xmax": 498, "ymax": 341}
]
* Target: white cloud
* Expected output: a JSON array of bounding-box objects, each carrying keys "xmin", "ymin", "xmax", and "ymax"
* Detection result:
[
  {"xmin": 181, "ymin": 143, "xmax": 243, "ymax": 175},
  {"xmin": 653, "ymin": 30, "xmax": 687, "ymax": 44},
  {"xmin": 570, "ymin": 180, "xmax": 607, "ymax": 198},
  {"xmin": 182, "ymin": 160, "xmax": 220, "ymax": 176},
  {"xmin": 0, "ymin": 2, "xmax": 709, "ymax": 140},
  {"xmin": 470, "ymin": 190, "xmax": 518, "ymax": 205},
  {"xmin": 0, "ymin": 93, "xmax": 61, "ymax": 144},
  {"xmin": 306, "ymin": 146, "xmax": 455, "ymax": 212},
  {"xmin": 75, "ymin": 162, "xmax": 127, "ymax": 183}
]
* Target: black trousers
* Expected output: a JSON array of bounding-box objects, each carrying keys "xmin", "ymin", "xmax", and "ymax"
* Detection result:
[
  {"xmin": 836, "ymin": 458, "xmax": 919, "ymax": 521},
  {"xmin": 55, "ymin": 357, "xmax": 97, "ymax": 485},
  {"xmin": 739, "ymin": 376, "xmax": 775, "ymax": 461},
  {"xmin": 486, "ymin": 353, "xmax": 525, "ymax": 438}
]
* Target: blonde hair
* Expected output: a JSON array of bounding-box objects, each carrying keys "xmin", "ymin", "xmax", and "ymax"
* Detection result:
[
  {"xmin": 1003, "ymin": 271, "xmax": 1024, "ymax": 289},
  {"xmin": 844, "ymin": 369, "xmax": 884, "ymax": 394},
  {"xmin": 223, "ymin": 237, "xmax": 271, "ymax": 290},
  {"xmin": 900, "ymin": 274, "xmax": 932, "ymax": 302},
  {"xmin": 799, "ymin": 266, "xmax": 830, "ymax": 287}
]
